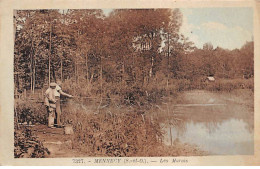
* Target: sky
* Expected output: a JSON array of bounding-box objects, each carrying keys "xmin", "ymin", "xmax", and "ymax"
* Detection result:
[
  {"xmin": 102, "ymin": 8, "xmax": 253, "ymax": 50},
  {"xmin": 179, "ymin": 8, "xmax": 253, "ymax": 50}
]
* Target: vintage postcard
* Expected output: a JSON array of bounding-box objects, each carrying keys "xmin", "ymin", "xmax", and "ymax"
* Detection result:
[{"xmin": 0, "ymin": 0, "xmax": 260, "ymax": 166}]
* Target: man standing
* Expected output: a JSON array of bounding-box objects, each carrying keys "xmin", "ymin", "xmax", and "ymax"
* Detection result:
[
  {"xmin": 54, "ymin": 80, "xmax": 73, "ymax": 127},
  {"xmin": 44, "ymin": 82, "xmax": 57, "ymax": 128}
]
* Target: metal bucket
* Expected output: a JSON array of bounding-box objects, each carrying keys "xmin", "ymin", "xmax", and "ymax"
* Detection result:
[
  {"xmin": 64, "ymin": 125, "xmax": 74, "ymax": 135},
  {"xmin": 48, "ymin": 115, "xmax": 55, "ymax": 127}
]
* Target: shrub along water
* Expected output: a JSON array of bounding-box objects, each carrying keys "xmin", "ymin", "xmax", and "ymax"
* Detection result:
[{"xmin": 61, "ymin": 100, "xmax": 162, "ymax": 156}]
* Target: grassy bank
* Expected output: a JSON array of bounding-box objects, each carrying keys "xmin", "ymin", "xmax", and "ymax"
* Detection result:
[
  {"xmin": 15, "ymin": 98, "xmax": 207, "ymax": 157},
  {"xmin": 14, "ymin": 78, "xmax": 253, "ymax": 157},
  {"xmin": 60, "ymin": 78, "xmax": 253, "ymax": 106}
]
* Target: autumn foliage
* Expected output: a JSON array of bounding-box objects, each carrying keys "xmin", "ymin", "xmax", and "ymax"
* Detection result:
[
  {"xmin": 14, "ymin": 9, "xmax": 253, "ymax": 157},
  {"xmin": 14, "ymin": 9, "xmax": 253, "ymax": 101}
]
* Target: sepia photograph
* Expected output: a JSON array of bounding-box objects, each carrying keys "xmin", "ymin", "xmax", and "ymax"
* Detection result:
[
  {"xmin": 1, "ymin": 0, "xmax": 260, "ymax": 166},
  {"xmin": 12, "ymin": 7, "xmax": 254, "ymax": 158}
]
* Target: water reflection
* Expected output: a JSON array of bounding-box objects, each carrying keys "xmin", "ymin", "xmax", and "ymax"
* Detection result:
[
  {"xmin": 161, "ymin": 92, "xmax": 254, "ymax": 155},
  {"xmin": 164, "ymin": 118, "xmax": 253, "ymax": 155}
]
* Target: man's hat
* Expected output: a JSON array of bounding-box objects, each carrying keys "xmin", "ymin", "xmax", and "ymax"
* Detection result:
[{"xmin": 50, "ymin": 82, "xmax": 56, "ymax": 87}]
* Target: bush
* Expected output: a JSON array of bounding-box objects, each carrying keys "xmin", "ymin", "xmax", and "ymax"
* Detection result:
[
  {"xmin": 14, "ymin": 125, "xmax": 50, "ymax": 158},
  {"xmin": 205, "ymin": 78, "xmax": 254, "ymax": 92},
  {"xmin": 15, "ymin": 100, "xmax": 47, "ymax": 125}
]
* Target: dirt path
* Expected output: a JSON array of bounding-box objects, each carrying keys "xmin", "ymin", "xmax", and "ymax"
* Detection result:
[{"xmin": 31, "ymin": 125, "xmax": 85, "ymax": 157}]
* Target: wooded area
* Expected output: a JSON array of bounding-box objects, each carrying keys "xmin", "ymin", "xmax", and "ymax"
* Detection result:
[
  {"xmin": 14, "ymin": 9, "xmax": 254, "ymax": 101},
  {"xmin": 13, "ymin": 9, "xmax": 254, "ymax": 157}
]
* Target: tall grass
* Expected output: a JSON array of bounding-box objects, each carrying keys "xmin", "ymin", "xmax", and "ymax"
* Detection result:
[
  {"xmin": 61, "ymin": 77, "xmax": 253, "ymax": 106},
  {"xmin": 62, "ymin": 101, "xmax": 164, "ymax": 157},
  {"xmin": 167, "ymin": 78, "xmax": 254, "ymax": 92}
]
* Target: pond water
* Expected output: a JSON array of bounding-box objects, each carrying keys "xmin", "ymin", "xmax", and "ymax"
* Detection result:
[
  {"xmin": 64, "ymin": 90, "xmax": 254, "ymax": 155},
  {"xmin": 162, "ymin": 91, "xmax": 254, "ymax": 155}
]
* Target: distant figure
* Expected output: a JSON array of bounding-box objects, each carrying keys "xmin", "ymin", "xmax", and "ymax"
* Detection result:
[
  {"xmin": 44, "ymin": 82, "xmax": 57, "ymax": 128},
  {"xmin": 206, "ymin": 76, "xmax": 215, "ymax": 82},
  {"xmin": 54, "ymin": 80, "xmax": 73, "ymax": 127}
]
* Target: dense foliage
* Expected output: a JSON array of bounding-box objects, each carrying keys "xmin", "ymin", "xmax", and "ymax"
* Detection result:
[
  {"xmin": 14, "ymin": 125, "xmax": 50, "ymax": 158},
  {"xmin": 14, "ymin": 9, "xmax": 254, "ymax": 101}
]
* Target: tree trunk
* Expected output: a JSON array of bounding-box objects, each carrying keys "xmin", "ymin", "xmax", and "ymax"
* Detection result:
[
  {"xmin": 49, "ymin": 20, "xmax": 52, "ymax": 85},
  {"xmin": 61, "ymin": 57, "xmax": 63, "ymax": 82},
  {"xmin": 30, "ymin": 52, "xmax": 33, "ymax": 92},
  {"xmin": 122, "ymin": 55, "xmax": 125, "ymax": 84},
  {"xmin": 75, "ymin": 62, "xmax": 78, "ymax": 83},
  {"xmin": 149, "ymin": 55, "xmax": 154, "ymax": 78},
  {"xmin": 98, "ymin": 53, "xmax": 103, "ymax": 109},
  {"xmin": 166, "ymin": 33, "xmax": 170, "ymax": 89},
  {"xmin": 33, "ymin": 59, "xmax": 36, "ymax": 94},
  {"xmin": 75, "ymin": 30, "xmax": 80, "ymax": 84},
  {"xmin": 86, "ymin": 54, "xmax": 89, "ymax": 82},
  {"xmin": 30, "ymin": 36, "xmax": 34, "ymax": 93},
  {"xmin": 52, "ymin": 62, "xmax": 56, "ymax": 82},
  {"xmin": 100, "ymin": 54, "xmax": 103, "ymax": 99},
  {"xmin": 61, "ymin": 10, "xmax": 65, "ymax": 82}
]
